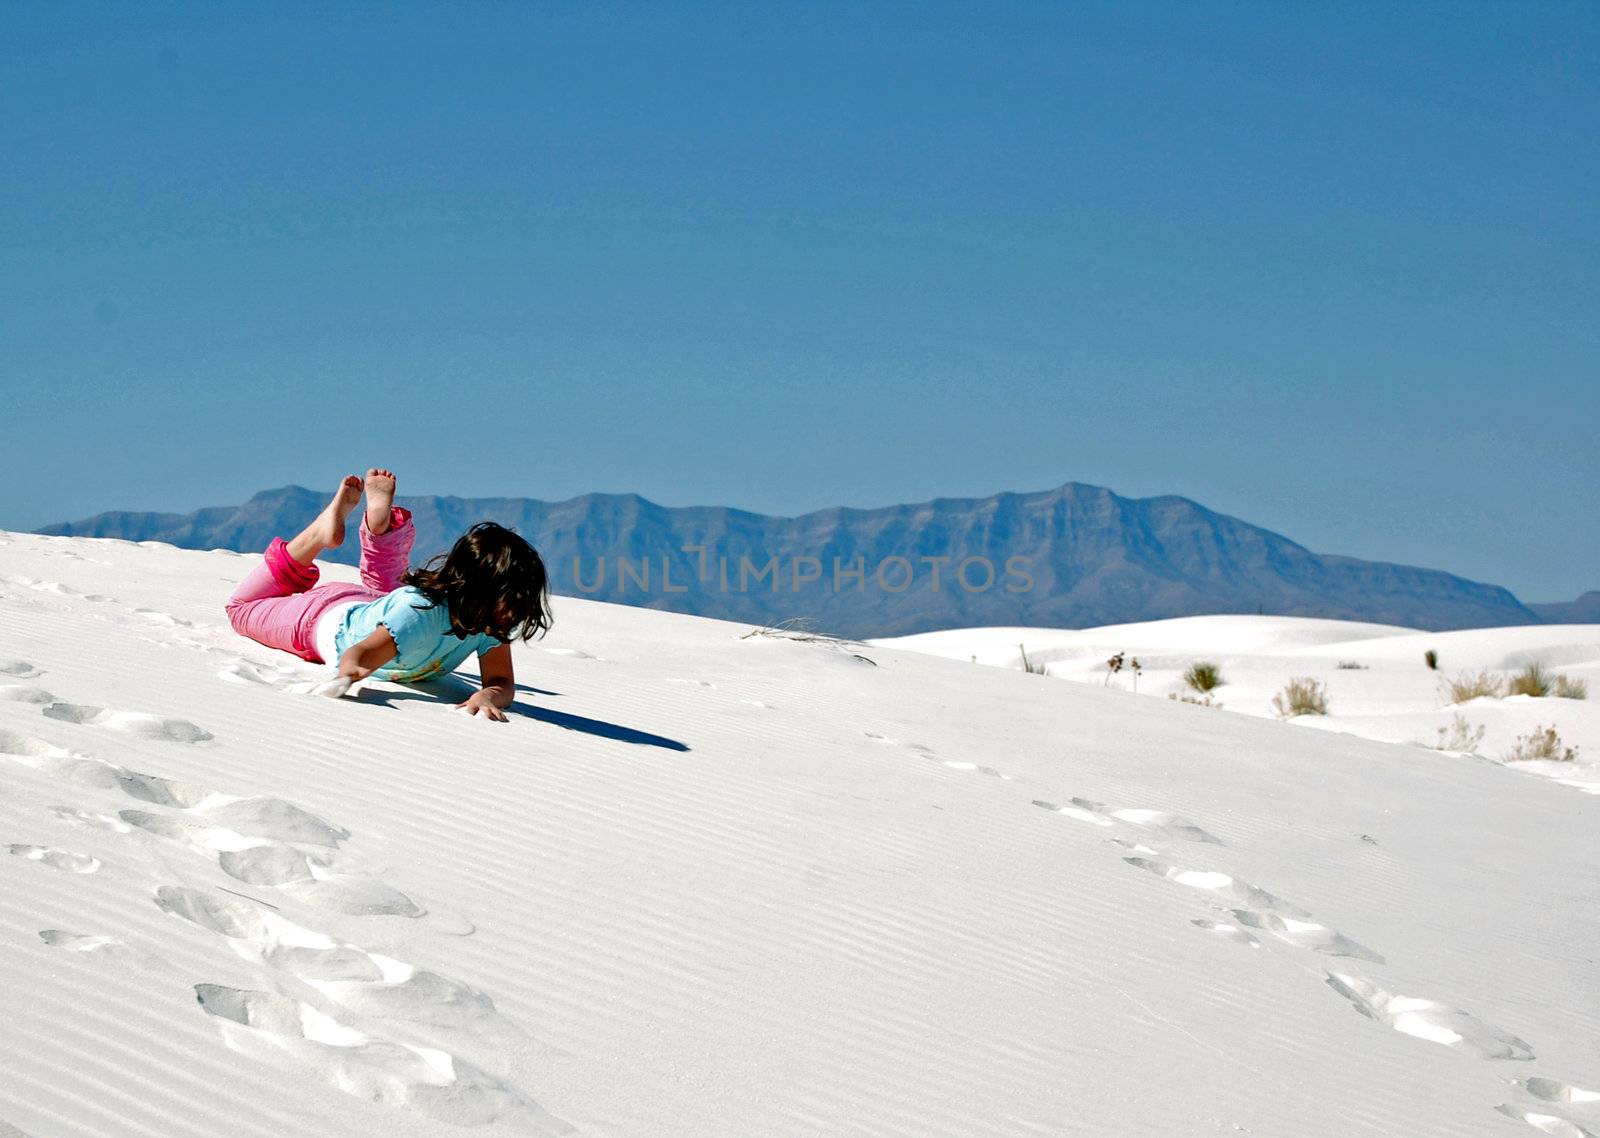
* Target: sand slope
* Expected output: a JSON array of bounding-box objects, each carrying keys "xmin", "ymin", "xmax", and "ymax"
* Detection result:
[
  {"xmin": 2, "ymin": 535, "xmax": 1598, "ymax": 1137},
  {"xmin": 880, "ymin": 615, "xmax": 1600, "ymax": 796}
]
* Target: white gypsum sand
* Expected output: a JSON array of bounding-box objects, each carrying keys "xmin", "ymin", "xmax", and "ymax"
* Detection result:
[
  {"xmin": 878, "ymin": 614, "xmax": 1600, "ymax": 796},
  {"xmin": 0, "ymin": 534, "xmax": 1597, "ymax": 1137}
]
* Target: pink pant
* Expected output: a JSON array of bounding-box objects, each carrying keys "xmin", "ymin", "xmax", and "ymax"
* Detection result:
[{"xmin": 225, "ymin": 507, "xmax": 415, "ymax": 663}]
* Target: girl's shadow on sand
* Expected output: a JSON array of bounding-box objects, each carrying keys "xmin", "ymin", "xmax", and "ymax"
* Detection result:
[{"xmin": 350, "ymin": 677, "xmax": 690, "ymax": 752}]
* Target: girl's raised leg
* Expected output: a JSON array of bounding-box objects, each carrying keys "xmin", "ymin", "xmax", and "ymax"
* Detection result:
[
  {"xmin": 285, "ymin": 475, "xmax": 364, "ymax": 566},
  {"xmin": 225, "ymin": 476, "xmax": 364, "ymax": 658},
  {"xmin": 359, "ymin": 467, "xmax": 414, "ymax": 592},
  {"xmin": 364, "ymin": 468, "xmax": 396, "ymax": 536}
]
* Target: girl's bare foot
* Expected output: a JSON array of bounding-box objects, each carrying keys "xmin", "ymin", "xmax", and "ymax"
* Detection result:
[
  {"xmin": 287, "ymin": 476, "xmax": 363, "ymax": 565},
  {"xmin": 364, "ymin": 468, "xmax": 397, "ymax": 535}
]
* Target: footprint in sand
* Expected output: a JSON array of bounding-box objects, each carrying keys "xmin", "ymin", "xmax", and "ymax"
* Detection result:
[
  {"xmin": 8, "ymin": 844, "xmax": 101, "ymax": 873},
  {"xmin": 192, "ymin": 984, "xmax": 565, "ymax": 1130},
  {"xmin": 1034, "ymin": 797, "xmax": 1223, "ymax": 844},
  {"xmin": 49, "ymin": 806, "xmax": 134, "ymax": 833},
  {"xmin": 1191, "ymin": 918, "xmax": 1262, "ymax": 948},
  {"xmin": 0, "ymin": 660, "xmax": 42, "ymax": 679},
  {"xmin": 127, "ymin": 813, "xmax": 421, "ymax": 918},
  {"xmin": 1494, "ymin": 1105, "xmax": 1597, "ymax": 1137},
  {"xmin": 132, "ymin": 608, "xmax": 194, "ymax": 627},
  {"xmin": 938, "ymin": 760, "xmax": 1016, "ymax": 781},
  {"xmin": 1123, "ymin": 854, "xmax": 1310, "ymax": 917},
  {"xmin": 158, "ymin": 887, "xmax": 490, "ymax": 1028},
  {"xmin": 41, "ymin": 702, "xmax": 212, "ymax": 743},
  {"xmin": 0, "ymin": 685, "xmax": 54, "ymax": 704},
  {"xmin": 217, "ymin": 658, "xmax": 302, "ymax": 688},
  {"xmin": 38, "ymin": 929, "xmax": 164, "ymax": 968},
  {"xmin": 1517, "ymin": 1079, "xmax": 1600, "ymax": 1106},
  {"xmin": 864, "ymin": 733, "xmax": 931, "ymax": 753},
  {"xmin": 113, "ymin": 771, "xmax": 350, "ymax": 847},
  {"xmin": 40, "ymin": 929, "xmax": 119, "ymax": 951},
  {"xmin": 0, "ymin": 729, "xmax": 124, "ymax": 787},
  {"xmin": 4, "ymin": 576, "xmax": 114, "ymax": 602},
  {"xmin": 1225, "ymin": 910, "xmax": 1384, "ymax": 962},
  {"xmin": 865, "ymin": 731, "xmax": 1011, "ymax": 777},
  {"xmin": 544, "ymin": 647, "xmax": 600, "ymax": 660},
  {"xmin": 1325, "ymin": 973, "xmax": 1533, "ymax": 1060}
]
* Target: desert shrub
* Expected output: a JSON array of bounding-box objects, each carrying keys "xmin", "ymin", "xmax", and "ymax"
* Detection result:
[
  {"xmin": 1431, "ymin": 714, "xmax": 1485, "ymax": 753},
  {"xmin": 1018, "ymin": 645, "xmax": 1047, "ymax": 675},
  {"xmin": 1445, "ymin": 669, "xmax": 1503, "ymax": 703},
  {"xmin": 1336, "ymin": 661, "xmax": 1366, "ymax": 670},
  {"xmin": 1553, "ymin": 674, "xmax": 1587, "ymax": 700},
  {"xmin": 1507, "ymin": 662, "xmax": 1553, "ymax": 698},
  {"xmin": 1183, "ymin": 661, "xmax": 1223, "ymax": 692},
  {"xmin": 1424, "ymin": 649, "xmax": 1439, "ymax": 671},
  {"xmin": 1503, "ymin": 725, "xmax": 1578, "ymax": 763},
  {"xmin": 1272, "ymin": 677, "xmax": 1329, "ymax": 718},
  {"xmin": 1168, "ymin": 692, "xmax": 1223, "ymax": 709},
  {"xmin": 1103, "ymin": 652, "xmax": 1144, "ymax": 691}
]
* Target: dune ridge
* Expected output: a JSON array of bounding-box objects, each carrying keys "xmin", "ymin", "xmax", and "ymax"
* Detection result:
[{"xmin": 2, "ymin": 533, "xmax": 1597, "ymax": 1136}]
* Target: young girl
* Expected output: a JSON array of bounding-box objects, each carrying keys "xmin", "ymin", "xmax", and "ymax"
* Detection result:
[{"xmin": 225, "ymin": 469, "xmax": 552, "ymax": 721}]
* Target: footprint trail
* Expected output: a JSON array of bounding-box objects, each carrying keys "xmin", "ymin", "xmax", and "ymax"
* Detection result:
[
  {"xmin": 1325, "ymin": 973, "xmax": 1534, "ymax": 1061},
  {"xmin": 192, "ymin": 984, "xmax": 564, "ymax": 1130},
  {"xmin": 42, "ymin": 702, "xmax": 212, "ymax": 743}
]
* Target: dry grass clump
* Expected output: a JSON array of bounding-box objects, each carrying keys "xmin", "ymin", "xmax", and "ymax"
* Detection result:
[
  {"xmin": 1553, "ymin": 674, "xmax": 1588, "ymax": 700},
  {"xmin": 1445, "ymin": 669, "xmax": 1504, "ymax": 703},
  {"xmin": 1431, "ymin": 714, "xmax": 1485, "ymax": 753},
  {"xmin": 1503, "ymin": 725, "xmax": 1578, "ymax": 763},
  {"xmin": 1183, "ymin": 661, "xmax": 1223, "ymax": 692},
  {"xmin": 1018, "ymin": 645, "xmax": 1048, "ymax": 675},
  {"xmin": 1272, "ymin": 677, "xmax": 1329, "ymax": 718},
  {"xmin": 1506, "ymin": 662, "xmax": 1553, "ymax": 698},
  {"xmin": 1335, "ymin": 661, "xmax": 1366, "ymax": 670},
  {"xmin": 1424, "ymin": 649, "xmax": 1439, "ymax": 670},
  {"xmin": 740, "ymin": 618, "xmax": 877, "ymax": 665}
]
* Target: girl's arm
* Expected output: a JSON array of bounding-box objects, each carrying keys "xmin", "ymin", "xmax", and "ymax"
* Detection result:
[
  {"xmin": 459, "ymin": 643, "xmax": 515, "ymax": 721},
  {"xmin": 338, "ymin": 626, "xmax": 398, "ymax": 682}
]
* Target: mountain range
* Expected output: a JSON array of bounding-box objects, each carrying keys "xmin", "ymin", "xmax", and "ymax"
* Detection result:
[{"xmin": 37, "ymin": 482, "xmax": 1578, "ymax": 638}]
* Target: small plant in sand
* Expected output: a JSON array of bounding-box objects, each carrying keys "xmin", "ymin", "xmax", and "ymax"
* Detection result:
[
  {"xmin": 741, "ymin": 618, "xmax": 877, "ymax": 666},
  {"xmin": 1554, "ymin": 674, "xmax": 1588, "ymax": 700},
  {"xmin": 1445, "ymin": 669, "xmax": 1503, "ymax": 703},
  {"xmin": 1169, "ymin": 692, "xmax": 1223, "ymax": 709},
  {"xmin": 1272, "ymin": 676, "xmax": 1329, "ymax": 718},
  {"xmin": 1103, "ymin": 652, "xmax": 1143, "ymax": 690},
  {"xmin": 1507, "ymin": 662, "xmax": 1553, "ymax": 698},
  {"xmin": 1183, "ymin": 661, "xmax": 1223, "ymax": 693},
  {"xmin": 1018, "ymin": 644, "xmax": 1048, "ymax": 675},
  {"xmin": 1424, "ymin": 649, "xmax": 1439, "ymax": 671},
  {"xmin": 1335, "ymin": 661, "xmax": 1366, "ymax": 670},
  {"xmin": 1431, "ymin": 714, "xmax": 1485, "ymax": 753},
  {"xmin": 1503, "ymin": 726, "xmax": 1578, "ymax": 763}
]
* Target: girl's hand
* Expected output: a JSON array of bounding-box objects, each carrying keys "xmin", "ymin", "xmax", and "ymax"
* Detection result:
[{"xmin": 456, "ymin": 690, "xmax": 509, "ymax": 722}]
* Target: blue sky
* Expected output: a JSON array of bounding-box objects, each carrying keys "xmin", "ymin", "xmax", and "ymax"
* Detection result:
[{"xmin": 2, "ymin": 2, "xmax": 1595, "ymax": 601}]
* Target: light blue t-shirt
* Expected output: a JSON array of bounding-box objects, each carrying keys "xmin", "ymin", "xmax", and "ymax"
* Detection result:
[{"xmin": 332, "ymin": 586, "xmax": 505, "ymax": 682}]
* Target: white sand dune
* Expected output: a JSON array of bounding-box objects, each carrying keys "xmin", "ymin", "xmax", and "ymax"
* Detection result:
[
  {"xmin": 879, "ymin": 615, "xmax": 1600, "ymax": 797},
  {"xmin": 3, "ymin": 534, "xmax": 1599, "ymax": 1137}
]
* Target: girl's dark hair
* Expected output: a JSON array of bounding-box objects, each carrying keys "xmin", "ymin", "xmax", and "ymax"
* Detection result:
[{"xmin": 403, "ymin": 522, "xmax": 552, "ymax": 643}]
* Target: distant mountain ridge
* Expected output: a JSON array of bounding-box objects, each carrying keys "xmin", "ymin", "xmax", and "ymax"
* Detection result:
[
  {"xmin": 1528, "ymin": 591, "xmax": 1600, "ymax": 624},
  {"xmin": 38, "ymin": 482, "xmax": 1550, "ymax": 638}
]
